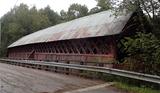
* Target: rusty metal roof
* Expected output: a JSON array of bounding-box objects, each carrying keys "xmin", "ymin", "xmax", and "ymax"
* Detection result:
[{"xmin": 8, "ymin": 10, "xmax": 132, "ymax": 48}]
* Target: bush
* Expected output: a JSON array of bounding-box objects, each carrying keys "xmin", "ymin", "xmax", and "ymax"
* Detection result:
[{"xmin": 118, "ymin": 32, "xmax": 160, "ymax": 75}]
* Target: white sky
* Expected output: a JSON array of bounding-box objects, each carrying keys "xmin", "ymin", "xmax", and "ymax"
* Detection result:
[{"xmin": 0, "ymin": 0, "xmax": 97, "ymax": 17}]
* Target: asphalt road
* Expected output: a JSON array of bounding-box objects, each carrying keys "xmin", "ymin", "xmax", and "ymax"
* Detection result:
[{"xmin": 0, "ymin": 62, "xmax": 126, "ymax": 93}]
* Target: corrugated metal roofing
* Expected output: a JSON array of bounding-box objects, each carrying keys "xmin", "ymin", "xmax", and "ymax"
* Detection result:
[{"xmin": 8, "ymin": 10, "xmax": 133, "ymax": 48}]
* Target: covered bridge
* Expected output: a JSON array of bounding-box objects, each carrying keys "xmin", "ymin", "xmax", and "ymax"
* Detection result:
[{"xmin": 7, "ymin": 10, "xmax": 140, "ymax": 65}]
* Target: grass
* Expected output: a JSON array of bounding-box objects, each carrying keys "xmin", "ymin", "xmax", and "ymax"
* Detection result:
[
  {"xmin": 78, "ymin": 71, "xmax": 160, "ymax": 93},
  {"xmin": 114, "ymin": 82, "xmax": 160, "ymax": 93}
]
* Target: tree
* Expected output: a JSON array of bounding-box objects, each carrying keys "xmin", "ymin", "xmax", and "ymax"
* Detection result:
[
  {"xmin": 89, "ymin": 7, "xmax": 101, "ymax": 14},
  {"xmin": 40, "ymin": 6, "xmax": 61, "ymax": 25},
  {"xmin": 60, "ymin": 10, "xmax": 68, "ymax": 22},
  {"xmin": 89, "ymin": 0, "xmax": 113, "ymax": 14},
  {"xmin": 30, "ymin": 6, "xmax": 51, "ymax": 33},
  {"xmin": 122, "ymin": 32, "xmax": 160, "ymax": 63},
  {"xmin": 68, "ymin": 3, "xmax": 88, "ymax": 19},
  {"xmin": 96, "ymin": 0, "xmax": 113, "ymax": 11},
  {"xmin": 0, "ymin": 4, "xmax": 59, "ymax": 56},
  {"xmin": 120, "ymin": 32, "xmax": 160, "ymax": 74},
  {"xmin": 60, "ymin": 3, "xmax": 89, "ymax": 21}
]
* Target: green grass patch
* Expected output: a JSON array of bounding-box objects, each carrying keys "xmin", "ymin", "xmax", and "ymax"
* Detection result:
[{"xmin": 114, "ymin": 82, "xmax": 160, "ymax": 93}]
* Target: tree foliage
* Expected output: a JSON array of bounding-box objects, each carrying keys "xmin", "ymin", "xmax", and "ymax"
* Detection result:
[
  {"xmin": 96, "ymin": 0, "xmax": 113, "ymax": 10},
  {"xmin": 0, "ymin": 4, "xmax": 60, "ymax": 56},
  {"xmin": 40, "ymin": 6, "xmax": 62, "ymax": 25},
  {"xmin": 89, "ymin": 7, "xmax": 101, "ymax": 14},
  {"xmin": 121, "ymin": 32, "xmax": 160, "ymax": 64},
  {"xmin": 119, "ymin": 32, "xmax": 160, "ymax": 74},
  {"xmin": 89, "ymin": 0, "xmax": 112, "ymax": 14},
  {"xmin": 60, "ymin": 3, "xmax": 89, "ymax": 21}
]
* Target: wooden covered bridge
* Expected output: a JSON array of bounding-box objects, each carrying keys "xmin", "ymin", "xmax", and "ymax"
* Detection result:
[{"xmin": 7, "ymin": 10, "xmax": 140, "ymax": 67}]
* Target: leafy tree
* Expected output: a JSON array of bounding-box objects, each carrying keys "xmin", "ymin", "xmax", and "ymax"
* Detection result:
[
  {"xmin": 30, "ymin": 7, "xmax": 51, "ymax": 33},
  {"xmin": 0, "ymin": 4, "xmax": 58, "ymax": 56},
  {"xmin": 60, "ymin": 10, "xmax": 68, "ymax": 22},
  {"xmin": 120, "ymin": 32, "xmax": 160, "ymax": 74},
  {"xmin": 68, "ymin": 3, "xmax": 88, "ymax": 19},
  {"xmin": 60, "ymin": 3, "xmax": 89, "ymax": 21},
  {"xmin": 89, "ymin": 7, "xmax": 101, "ymax": 14},
  {"xmin": 122, "ymin": 32, "xmax": 160, "ymax": 63},
  {"xmin": 89, "ymin": 0, "xmax": 112, "ymax": 14},
  {"xmin": 8, "ymin": 23, "xmax": 25, "ymax": 43},
  {"xmin": 40, "ymin": 6, "xmax": 61, "ymax": 25},
  {"xmin": 96, "ymin": 0, "xmax": 113, "ymax": 10}
]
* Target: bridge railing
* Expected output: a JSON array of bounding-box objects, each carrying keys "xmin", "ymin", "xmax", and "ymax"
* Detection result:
[{"xmin": 0, "ymin": 58, "xmax": 160, "ymax": 85}]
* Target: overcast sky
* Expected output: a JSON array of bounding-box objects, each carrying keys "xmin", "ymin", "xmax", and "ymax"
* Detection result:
[{"xmin": 0, "ymin": 0, "xmax": 97, "ymax": 18}]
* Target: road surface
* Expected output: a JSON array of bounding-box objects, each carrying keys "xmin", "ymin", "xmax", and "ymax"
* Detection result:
[{"xmin": 0, "ymin": 62, "xmax": 126, "ymax": 93}]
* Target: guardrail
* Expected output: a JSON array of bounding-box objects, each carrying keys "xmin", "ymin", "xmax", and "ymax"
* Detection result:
[{"xmin": 0, "ymin": 58, "xmax": 160, "ymax": 85}]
